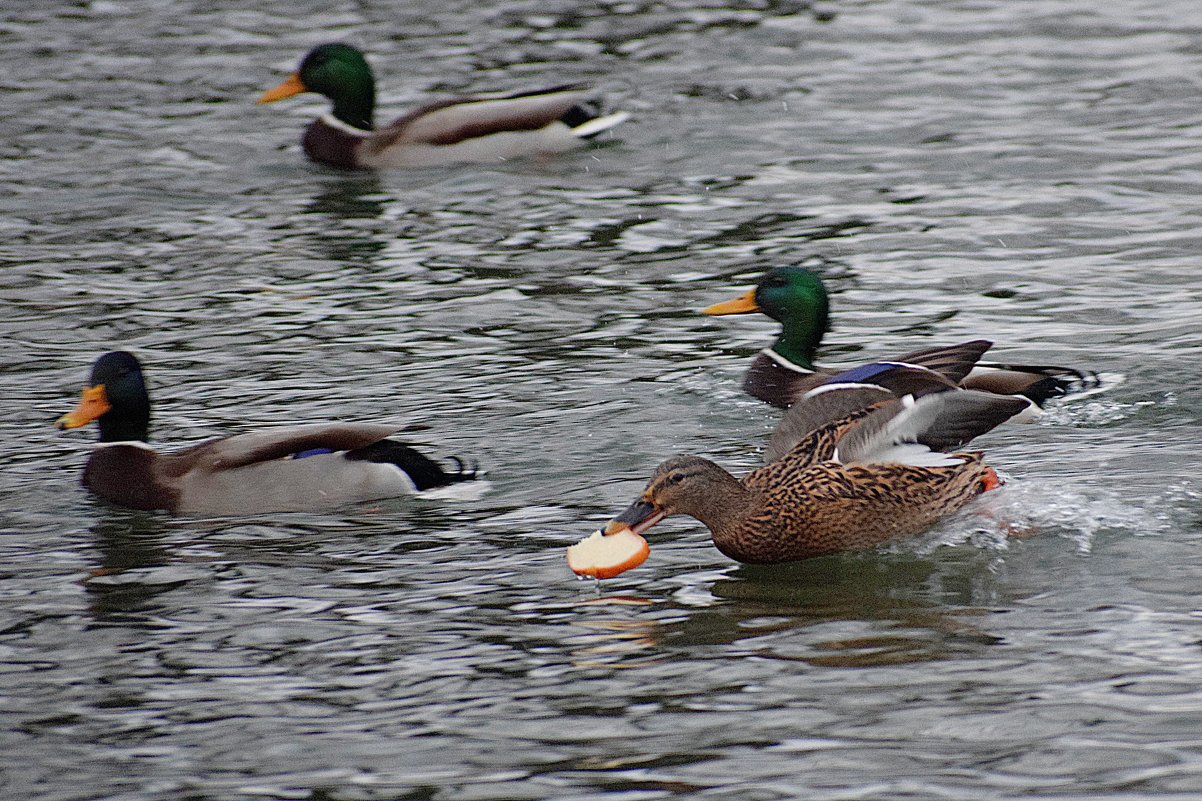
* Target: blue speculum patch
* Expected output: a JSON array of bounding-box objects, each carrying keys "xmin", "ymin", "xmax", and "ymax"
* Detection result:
[
  {"xmin": 823, "ymin": 362, "xmax": 899, "ymax": 385},
  {"xmin": 291, "ymin": 448, "xmax": 335, "ymax": 459}
]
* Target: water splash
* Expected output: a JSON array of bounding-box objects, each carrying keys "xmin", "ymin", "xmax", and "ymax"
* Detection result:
[{"xmin": 916, "ymin": 478, "xmax": 1192, "ymax": 558}]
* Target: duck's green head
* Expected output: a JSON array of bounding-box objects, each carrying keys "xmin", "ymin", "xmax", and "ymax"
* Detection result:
[
  {"xmin": 258, "ymin": 43, "xmax": 376, "ymax": 130},
  {"xmin": 56, "ymin": 351, "xmax": 152, "ymax": 443},
  {"xmin": 703, "ymin": 266, "xmax": 830, "ymax": 369}
]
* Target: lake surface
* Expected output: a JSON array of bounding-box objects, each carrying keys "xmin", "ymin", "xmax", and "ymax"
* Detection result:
[{"xmin": 4, "ymin": 1, "xmax": 1202, "ymax": 798}]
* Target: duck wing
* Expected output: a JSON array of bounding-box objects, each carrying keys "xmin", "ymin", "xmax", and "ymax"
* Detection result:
[
  {"xmin": 764, "ymin": 384, "xmax": 894, "ymax": 464},
  {"xmin": 892, "ymin": 339, "xmax": 994, "ymax": 384},
  {"xmin": 813, "ymin": 361, "xmax": 961, "ymax": 398},
  {"xmin": 765, "ymin": 363, "xmax": 962, "ymax": 463},
  {"xmin": 748, "ymin": 382, "xmax": 900, "ymax": 491},
  {"xmin": 177, "ymin": 423, "xmax": 398, "ymax": 473},
  {"xmin": 835, "ymin": 391, "xmax": 1028, "ymax": 467},
  {"xmin": 370, "ymin": 85, "xmax": 594, "ymax": 149}
]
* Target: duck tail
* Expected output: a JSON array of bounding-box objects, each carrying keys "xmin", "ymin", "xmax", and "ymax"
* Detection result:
[
  {"xmin": 347, "ymin": 440, "xmax": 480, "ymax": 491},
  {"xmin": 561, "ymin": 99, "xmax": 630, "ymax": 139},
  {"xmin": 966, "ymin": 363, "xmax": 1102, "ymax": 406},
  {"xmin": 442, "ymin": 455, "xmax": 483, "ymax": 484}
]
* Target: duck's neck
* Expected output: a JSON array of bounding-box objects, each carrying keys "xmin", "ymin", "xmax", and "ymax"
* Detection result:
[
  {"xmin": 770, "ymin": 316, "xmax": 824, "ymax": 372},
  {"xmin": 98, "ymin": 414, "xmax": 149, "ymax": 443},
  {"xmin": 769, "ymin": 295, "xmax": 826, "ymax": 375},
  {"xmin": 679, "ymin": 468, "xmax": 758, "ymax": 554},
  {"xmin": 330, "ymin": 88, "xmax": 375, "ymax": 131}
]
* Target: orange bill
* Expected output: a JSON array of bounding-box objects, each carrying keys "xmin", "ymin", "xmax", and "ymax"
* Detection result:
[
  {"xmin": 567, "ymin": 526, "xmax": 650, "ymax": 579},
  {"xmin": 702, "ymin": 288, "xmax": 760, "ymax": 316},
  {"xmin": 257, "ymin": 72, "xmax": 308, "ymax": 104},
  {"xmin": 56, "ymin": 384, "xmax": 111, "ymax": 429}
]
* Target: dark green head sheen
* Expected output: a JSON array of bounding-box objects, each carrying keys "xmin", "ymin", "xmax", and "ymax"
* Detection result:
[
  {"xmin": 754, "ymin": 266, "xmax": 831, "ymax": 369},
  {"xmin": 299, "ymin": 43, "xmax": 377, "ymax": 130},
  {"xmin": 91, "ymin": 351, "xmax": 152, "ymax": 442}
]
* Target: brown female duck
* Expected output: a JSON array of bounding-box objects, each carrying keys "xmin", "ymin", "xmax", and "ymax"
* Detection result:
[
  {"xmin": 258, "ymin": 43, "xmax": 629, "ymax": 170},
  {"xmin": 56, "ymin": 351, "xmax": 479, "ymax": 515},
  {"xmin": 703, "ymin": 266, "xmax": 1099, "ymax": 409},
  {"xmin": 597, "ymin": 373, "xmax": 1029, "ymax": 565}
]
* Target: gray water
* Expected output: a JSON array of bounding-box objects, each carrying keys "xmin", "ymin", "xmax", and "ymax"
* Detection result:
[{"xmin": 4, "ymin": 1, "xmax": 1202, "ymax": 798}]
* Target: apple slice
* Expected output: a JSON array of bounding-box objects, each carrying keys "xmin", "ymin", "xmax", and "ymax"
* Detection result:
[{"xmin": 567, "ymin": 526, "xmax": 650, "ymax": 579}]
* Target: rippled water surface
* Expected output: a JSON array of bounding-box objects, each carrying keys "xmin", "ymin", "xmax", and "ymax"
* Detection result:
[{"xmin": 4, "ymin": 1, "xmax": 1202, "ymax": 798}]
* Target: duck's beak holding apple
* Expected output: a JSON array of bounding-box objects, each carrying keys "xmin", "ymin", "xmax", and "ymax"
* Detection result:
[{"xmin": 566, "ymin": 500, "xmax": 663, "ymax": 579}]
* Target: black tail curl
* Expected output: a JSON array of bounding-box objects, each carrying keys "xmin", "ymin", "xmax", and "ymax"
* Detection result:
[
  {"xmin": 444, "ymin": 455, "xmax": 482, "ymax": 483},
  {"xmin": 347, "ymin": 440, "xmax": 481, "ymax": 491}
]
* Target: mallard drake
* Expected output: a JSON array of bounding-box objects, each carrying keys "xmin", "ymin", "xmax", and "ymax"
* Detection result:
[
  {"xmin": 703, "ymin": 266, "xmax": 1099, "ymax": 409},
  {"xmin": 55, "ymin": 351, "xmax": 479, "ymax": 515},
  {"xmin": 596, "ymin": 370, "xmax": 1029, "ymax": 565},
  {"xmin": 257, "ymin": 42, "xmax": 629, "ymax": 170}
]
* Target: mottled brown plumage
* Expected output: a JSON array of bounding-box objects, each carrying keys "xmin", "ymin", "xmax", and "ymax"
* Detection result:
[{"xmin": 604, "ymin": 388, "xmax": 1028, "ymax": 565}]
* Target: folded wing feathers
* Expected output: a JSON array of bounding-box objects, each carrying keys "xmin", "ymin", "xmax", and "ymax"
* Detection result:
[
  {"xmin": 835, "ymin": 390, "xmax": 1029, "ymax": 466},
  {"xmin": 891, "ymin": 339, "xmax": 994, "ymax": 384},
  {"xmin": 195, "ymin": 423, "xmax": 399, "ymax": 471},
  {"xmin": 388, "ymin": 88, "xmax": 593, "ymax": 146},
  {"xmin": 820, "ymin": 362, "xmax": 961, "ymax": 398}
]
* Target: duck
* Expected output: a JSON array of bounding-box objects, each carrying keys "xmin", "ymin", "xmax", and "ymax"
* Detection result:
[
  {"xmin": 600, "ymin": 367, "xmax": 1030, "ymax": 564},
  {"xmin": 702, "ymin": 266, "xmax": 1100, "ymax": 409},
  {"xmin": 257, "ymin": 42, "xmax": 629, "ymax": 170},
  {"xmin": 55, "ymin": 351, "xmax": 480, "ymax": 515}
]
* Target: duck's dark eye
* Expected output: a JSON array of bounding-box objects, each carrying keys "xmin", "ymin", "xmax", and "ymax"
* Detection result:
[
  {"xmin": 762, "ymin": 276, "xmax": 786, "ymax": 289},
  {"xmin": 664, "ymin": 472, "xmax": 685, "ymax": 486}
]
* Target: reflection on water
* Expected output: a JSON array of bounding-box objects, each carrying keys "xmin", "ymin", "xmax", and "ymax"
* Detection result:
[
  {"xmin": 567, "ymin": 554, "xmax": 1012, "ymax": 671},
  {"xmin": 300, "ymin": 176, "xmax": 392, "ymax": 265},
  {"xmin": 569, "ymin": 595, "xmax": 665, "ymax": 669},
  {"xmin": 712, "ymin": 557, "xmax": 1007, "ymax": 667},
  {"xmin": 84, "ymin": 514, "xmax": 178, "ymax": 623},
  {"xmin": 303, "ymin": 176, "xmax": 389, "ymax": 221},
  {"xmin": 557, "ymin": 548, "xmax": 1019, "ymax": 668}
]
